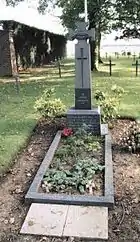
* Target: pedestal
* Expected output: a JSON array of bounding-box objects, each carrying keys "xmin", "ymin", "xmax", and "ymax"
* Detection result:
[{"xmin": 67, "ymin": 107, "xmax": 101, "ymax": 135}]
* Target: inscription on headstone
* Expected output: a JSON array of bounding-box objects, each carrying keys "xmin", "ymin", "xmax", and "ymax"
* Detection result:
[{"xmin": 75, "ymin": 89, "xmax": 91, "ymax": 109}]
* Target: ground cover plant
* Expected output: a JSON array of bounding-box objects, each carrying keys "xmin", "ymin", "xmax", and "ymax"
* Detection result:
[{"xmin": 42, "ymin": 126, "xmax": 104, "ymax": 195}]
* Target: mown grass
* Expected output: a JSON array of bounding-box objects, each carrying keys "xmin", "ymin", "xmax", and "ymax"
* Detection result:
[{"xmin": 0, "ymin": 57, "xmax": 140, "ymax": 174}]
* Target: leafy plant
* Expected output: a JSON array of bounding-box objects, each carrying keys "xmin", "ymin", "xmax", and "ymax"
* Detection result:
[
  {"xmin": 42, "ymin": 125, "xmax": 103, "ymax": 194},
  {"xmin": 75, "ymin": 124, "xmax": 91, "ymax": 136},
  {"xmin": 43, "ymin": 158, "xmax": 104, "ymax": 194},
  {"xmin": 95, "ymin": 85, "xmax": 124, "ymax": 123},
  {"xmin": 120, "ymin": 123, "xmax": 140, "ymax": 153},
  {"xmin": 55, "ymin": 144, "xmax": 79, "ymax": 159},
  {"xmin": 94, "ymin": 90, "xmax": 106, "ymax": 101},
  {"xmin": 62, "ymin": 128, "xmax": 101, "ymax": 154},
  {"xmin": 34, "ymin": 88, "xmax": 66, "ymax": 118},
  {"xmin": 111, "ymin": 85, "xmax": 124, "ymax": 97},
  {"xmin": 85, "ymin": 141, "xmax": 101, "ymax": 152}
]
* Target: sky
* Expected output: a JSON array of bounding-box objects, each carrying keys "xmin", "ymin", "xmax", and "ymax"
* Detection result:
[{"xmin": 0, "ymin": 0, "xmax": 65, "ymax": 35}]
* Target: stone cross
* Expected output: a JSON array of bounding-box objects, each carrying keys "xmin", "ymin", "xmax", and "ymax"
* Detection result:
[
  {"xmin": 68, "ymin": 22, "xmax": 95, "ymax": 41},
  {"xmin": 77, "ymin": 48, "xmax": 87, "ymax": 87},
  {"xmin": 68, "ymin": 22, "xmax": 95, "ymax": 110},
  {"xmin": 67, "ymin": 22, "xmax": 101, "ymax": 135}
]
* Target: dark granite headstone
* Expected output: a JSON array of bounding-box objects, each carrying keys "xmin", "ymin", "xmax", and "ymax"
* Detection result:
[
  {"xmin": 75, "ymin": 88, "xmax": 91, "ymax": 109},
  {"xmin": 67, "ymin": 22, "xmax": 101, "ymax": 135},
  {"xmin": 67, "ymin": 108, "xmax": 101, "ymax": 134}
]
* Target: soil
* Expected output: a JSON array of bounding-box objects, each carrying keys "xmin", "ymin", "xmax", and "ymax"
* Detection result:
[
  {"xmin": 41, "ymin": 135, "xmax": 104, "ymax": 196},
  {"xmin": 0, "ymin": 118, "xmax": 140, "ymax": 242}
]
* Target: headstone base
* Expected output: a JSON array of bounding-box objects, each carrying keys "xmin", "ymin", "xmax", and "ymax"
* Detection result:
[{"xmin": 67, "ymin": 107, "xmax": 101, "ymax": 135}]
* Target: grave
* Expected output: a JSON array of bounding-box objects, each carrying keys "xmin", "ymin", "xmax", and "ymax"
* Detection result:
[
  {"xmin": 132, "ymin": 60, "xmax": 140, "ymax": 77},
  {"xmin": 67, "ymin": 22, "xmax": 101, "ymax": 135},
  {"xmin": 21, "ymin": 20, "xmax": 113, "ymax": 242},
  {"xmin": 103, "ymin": 58, "xmax": 116, "ymax": 76},
  {"xmin": 24, "ymin": 22, "xmax": 114, "ymax": 208}
]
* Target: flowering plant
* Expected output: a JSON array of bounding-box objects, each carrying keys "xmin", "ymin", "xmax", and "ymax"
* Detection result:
[{"xmin": 62, "ymin": 128, "xmax": 73, "ymax": 137}]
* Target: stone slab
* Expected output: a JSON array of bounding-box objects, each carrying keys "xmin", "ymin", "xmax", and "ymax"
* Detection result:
[
  {"xmin": 21, "ymin": 204, "xmax": 108, "ymax": 239},
  {"xmin": 20, "ymin": 203, "xmax": 68, "ymax": 236},
  {"xmin": 67, "ymin": 107, "xmax": 101, "ymax": 135},
  {"xmin": 64, "ymin": 206, "xmax": 108, "ymax": 239}
]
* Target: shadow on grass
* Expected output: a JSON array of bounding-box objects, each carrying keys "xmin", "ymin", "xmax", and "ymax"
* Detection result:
[{"xmin": 0, "ymin": 78, "xmax": 74, "ymax": 102}]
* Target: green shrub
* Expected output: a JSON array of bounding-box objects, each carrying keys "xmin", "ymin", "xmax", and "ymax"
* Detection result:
[
  {"xmin": 34, "ymin": 88, "xmax": 66, "ymax": 118},
  {"xmin": 95, "ymin": 85, "xmax": 124, "ymax": 123}
]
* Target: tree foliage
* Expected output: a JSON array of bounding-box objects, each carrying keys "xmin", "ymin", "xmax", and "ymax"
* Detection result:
[
  {"xmin": 5, "ymin": 0, "xmax": 50, "ymax": 13},
  {"xmin": 57, "ymin": 0, "xmax": 114, "ymax": 33},
  {"xmin": 114, "ymin": 0, "xmax": 140, "ymax": 39},
  {"xmin": 5, "ymin": 0, "xmax": 23, "ymax": 6}
]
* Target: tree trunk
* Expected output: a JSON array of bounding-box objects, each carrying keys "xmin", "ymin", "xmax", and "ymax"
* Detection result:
[
  {"xmin": 98, "ymin": 32, "xmax": 103, "ymax": 63},
  {"xmin": 90, "ymin": 39, "xmax": 98, "ymax": 71}
]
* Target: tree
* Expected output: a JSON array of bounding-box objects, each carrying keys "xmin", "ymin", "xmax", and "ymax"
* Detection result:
[
  {"xmin": 114, "ymin": 0, "xmax": 140, "ymax": 39},
  {"xmin": 57, "ymin": 0, "xmax": 114, "ymax": 70}
]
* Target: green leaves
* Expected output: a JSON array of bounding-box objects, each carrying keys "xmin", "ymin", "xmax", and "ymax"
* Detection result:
[
  {"xmin": 114, "ymin": 0, "xmax": 140, "ymax": 36},
  {"xmin": 43, "ymin": 158, "xmax": 104, "ymax": 194},
  {"xmin": 34, "ymin": 88, "xmax": 66, "ymax": 118},
  {"xmin": 42, "ymin": 129, "xmax": 104, "ymax": 194},
  {"xmin": 57, "ymin": 0, "xmax": 115, "ymax": 34},
  {"xmin": 95, "ymin": 85, "xmax": 124, "ymax": 123}
]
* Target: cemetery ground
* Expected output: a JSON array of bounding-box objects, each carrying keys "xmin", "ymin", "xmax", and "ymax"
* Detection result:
[{"xmin": 0, "ymin": 57, "xmax": 140, "ymax": 241}]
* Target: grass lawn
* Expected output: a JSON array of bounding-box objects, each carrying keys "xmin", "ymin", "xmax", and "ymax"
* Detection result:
[{"xmin": 0, "ymin": 57, "xmax": 140, "ymax": 174}]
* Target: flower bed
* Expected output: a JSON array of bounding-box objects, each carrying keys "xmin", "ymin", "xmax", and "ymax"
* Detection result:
[{"xmin": 41, "ymin": 127, "xmax": 104, "ymax": 196}]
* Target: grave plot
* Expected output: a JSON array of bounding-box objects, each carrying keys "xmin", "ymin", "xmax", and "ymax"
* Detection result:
[
  {"xmin": 25, "ymin": 124, "xmax": 113, "ymax": 207},
  {"xmin": 25, "ymin": 22, "xmax": 114, "ymax": 208},
  {"xmin": 40, "ymin": 130, "xmax": 104, "ymax": 197}
]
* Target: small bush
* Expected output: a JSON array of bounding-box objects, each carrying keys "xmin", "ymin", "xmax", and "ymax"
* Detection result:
[
  {"xmin": 95, "ymin": 85, "xmax": 124, "ymax": 123},
  {"xmin": 120, "ymin": 123, "xmax": 140, "ymax": 153},
  {"xmin": 34, "ymin": 88, "xmax": 66, "ymax": 118}
]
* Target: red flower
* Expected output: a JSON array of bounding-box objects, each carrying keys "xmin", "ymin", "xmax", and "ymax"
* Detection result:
[{"xmin": 62, "ymin": 128, "xmax": 73, "ymax": 137}]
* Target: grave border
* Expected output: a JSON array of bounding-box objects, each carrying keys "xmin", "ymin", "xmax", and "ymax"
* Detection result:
[{"xmin": 25, "ymin": 124, "xmax": 114, "ymax": 207}]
